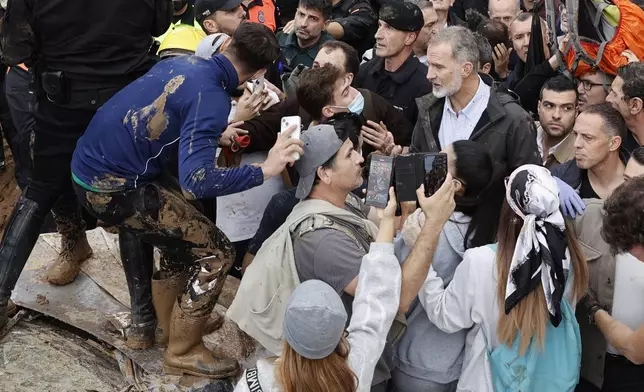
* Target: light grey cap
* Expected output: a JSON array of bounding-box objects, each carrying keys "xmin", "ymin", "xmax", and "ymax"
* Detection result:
[
  {"xmin": 283, "ymin": 280, "xmax": 348, "ymax": 360},
  {"xmin": 294, "ymin": 124, "xmax": 344, "ymax": 200},
  {"xmin": 195, "ymin": 33, "xmax": 231, "ymax": 59}
]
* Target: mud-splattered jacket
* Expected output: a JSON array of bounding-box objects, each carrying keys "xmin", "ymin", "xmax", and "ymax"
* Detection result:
[{"xmin": 71, "ymin": 54, "xmax": 264, "ymax": 199}]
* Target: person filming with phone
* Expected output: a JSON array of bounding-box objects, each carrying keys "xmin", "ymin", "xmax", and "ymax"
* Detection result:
[
  {"xmin": 69, "ymin": 23, "xmax": 303, "ymax": 379},
  {"xmin": 228, "ymin": 124, "xmax": 457, "ymax": 391}
]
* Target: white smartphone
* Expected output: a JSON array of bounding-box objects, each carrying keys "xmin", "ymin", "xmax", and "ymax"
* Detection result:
[
  {"xmin": 247, "ymin": 75, "xmax": 265, "ymax": 93},
  {"xmin": 281, "ymin": 115, "xmax": 301, "ymax": 161}
]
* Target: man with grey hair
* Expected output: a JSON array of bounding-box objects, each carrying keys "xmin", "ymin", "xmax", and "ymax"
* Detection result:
[
  {"xmin": 488, "ymin": 0, "xmax": 521, "ymax": 28},
  {"xmin": 410, "ymin": 26, "xmax": 541, "ymax": 171}
]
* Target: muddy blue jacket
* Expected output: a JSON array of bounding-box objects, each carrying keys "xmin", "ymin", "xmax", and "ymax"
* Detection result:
[{"xmin": 72, "ymin": 54, "xmax": 264, "ymax": 198}]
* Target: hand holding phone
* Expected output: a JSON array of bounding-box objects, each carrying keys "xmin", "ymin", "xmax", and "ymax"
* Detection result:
[
  {"xmin": 423, "ymin": 153, "xmax": 448, "ymax": 197},
  {"xmin": 365, "ymin": 155, "xmax": 394, "ymax": 208},
  {"xmin": 280, "ymin": 116, "xmax": 302, "ymax": 161}
]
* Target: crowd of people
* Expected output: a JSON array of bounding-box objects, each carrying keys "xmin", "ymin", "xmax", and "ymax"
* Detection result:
[{"xmin": 0, "ymin": 0, "xmax": 643, "ymax": 391}]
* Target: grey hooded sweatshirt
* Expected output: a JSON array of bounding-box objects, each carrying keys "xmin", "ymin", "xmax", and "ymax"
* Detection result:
[
  {"xmin": 233, "ymin": 242, "xmax": 402, "ymax": 392},
  {"xmin": 393, "ymin": 212, "xmax": 472, "ymax": 385}
]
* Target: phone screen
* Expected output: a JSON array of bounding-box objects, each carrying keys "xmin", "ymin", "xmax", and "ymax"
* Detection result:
[
  {"xmin": 423, "ymin": 153, "xmax": 448, "ymax": 197},
  {"xmin": 366, "ymin": 156, "xmax": 394, "ymax": 208}
]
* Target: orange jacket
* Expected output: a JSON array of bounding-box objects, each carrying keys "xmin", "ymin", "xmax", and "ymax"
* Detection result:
[
  {"xmin": 245, "ymin": 0, "xmax": 278, "ymax": 32},
  {"xmin": 565, "ymin": 0, "xmax": 644, "ymax": 76}
]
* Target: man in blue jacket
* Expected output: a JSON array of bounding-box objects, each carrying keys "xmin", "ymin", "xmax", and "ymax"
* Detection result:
[{"xmin": 71, "ymin": 22, "xmax": 303, "ymax": 379}]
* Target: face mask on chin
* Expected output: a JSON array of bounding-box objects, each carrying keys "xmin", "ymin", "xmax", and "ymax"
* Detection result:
[{"xmin": 347, "ymin": 91, "xmax": 364, "ymax": 115}]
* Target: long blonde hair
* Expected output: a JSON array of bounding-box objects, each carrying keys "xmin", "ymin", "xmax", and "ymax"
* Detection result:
[
  {"xmin": 276, "ymin": 336, "xmax": 358, "ymax": 392},
  {"xmin": 496, "ymin": 201, "xmax": 588, "ymax": 354}
]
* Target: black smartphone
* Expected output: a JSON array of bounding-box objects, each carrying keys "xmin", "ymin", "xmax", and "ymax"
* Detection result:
[
  {"xmin": 394, "ymin": 154, "xmax": 420, "ymax": 202},
  {"xmin": 365, "ymin": 155, "xmax": 394, "ymax": 208},
  {"xmin": 424, "ymin": 153, "xmax": 448, "ymax": 197}
]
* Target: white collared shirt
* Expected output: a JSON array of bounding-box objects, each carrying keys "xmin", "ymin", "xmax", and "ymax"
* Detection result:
[
  {"xmin": 417, "ymin": 55, "xmax": 427, "ymax": 65},
  {"xmin": 536, "ymin": 121, "xmax": 567, "ymax": 163},
  {"xmin": 438, "ymin": 76, "xmax": 491, "ymax": 148}
]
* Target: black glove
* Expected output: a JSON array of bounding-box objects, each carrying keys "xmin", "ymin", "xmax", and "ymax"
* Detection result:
[{"xmin": 582, "ymin": 288, "xmax": 605, "ymax": 324}]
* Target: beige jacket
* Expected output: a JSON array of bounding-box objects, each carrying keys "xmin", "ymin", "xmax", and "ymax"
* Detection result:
[
  {"xmin": 574, "ymin": 199, "xmax": 616, "ymax": 389},
  {"xmin": 227, "ymin": 197, "xmax": 378, "ymax": 355}
]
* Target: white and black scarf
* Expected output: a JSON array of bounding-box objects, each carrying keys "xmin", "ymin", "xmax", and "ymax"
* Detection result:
[{"xmin": 505, "ymin": 165, "xmax": 569, "ymax": 326}]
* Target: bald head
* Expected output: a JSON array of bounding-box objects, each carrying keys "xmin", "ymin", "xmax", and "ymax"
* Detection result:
[{"xmin": 488, "ymin": 0, "xmax": 520, "ymax": 28}]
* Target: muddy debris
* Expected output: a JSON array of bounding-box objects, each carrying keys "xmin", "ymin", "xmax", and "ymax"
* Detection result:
[{"xmin": 36, "ymin": 294, "xmax": 49, "ymax": 305}]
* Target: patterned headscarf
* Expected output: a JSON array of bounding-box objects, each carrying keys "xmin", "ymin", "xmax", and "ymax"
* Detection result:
[{"xmin": 504, "ymin": 165, "xmax": 569, "ymax": 326}]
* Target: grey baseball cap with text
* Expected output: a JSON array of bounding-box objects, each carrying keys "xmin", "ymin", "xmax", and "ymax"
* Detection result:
[{"xmin": 294, "ymin": 124, "xmax": 344, "ymax": 200}]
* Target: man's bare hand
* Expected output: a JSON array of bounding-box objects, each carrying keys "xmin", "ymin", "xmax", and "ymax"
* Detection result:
[
  {"xmin": 416, "ymin": 173, "xmax": 455, "ymax": 226},
  {"xmin": 622, "ymin": 49, "xmax": 640, "ymax": 63},
  {"xmin": 283, "ymin": 20, "xmax": 295, "ymax": 34},
  {"xmin": 362, "ymin": 121, "xmax": 393, "ymax": 152},
  {"xmin": 234, "ymin": 87, "xmax": 268, "ymax": 122},
  {"xmin": 261, "ymin": 125, "xmax": 304, "ymax": 179},
  {"xmin": 219, "ymin": 121, "xmax": 248, "ymax": 147},
  {"xmin": 493, "ymin": 43, "xmax": 512, "ymax": 79}
]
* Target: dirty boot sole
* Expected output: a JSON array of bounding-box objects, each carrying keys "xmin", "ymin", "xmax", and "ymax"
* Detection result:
[{"xmin": 162, "ymin": 363, "xmax": 239, "ymax": 379}]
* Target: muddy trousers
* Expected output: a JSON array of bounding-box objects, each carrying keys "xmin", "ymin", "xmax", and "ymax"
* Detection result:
[
  {"xmin": 0, "ymin": 88, "xmax": 119, "ymax": 306},
  {"xmin": 73, "ymin": 181, "xmax": 235, "ymax": 324}
]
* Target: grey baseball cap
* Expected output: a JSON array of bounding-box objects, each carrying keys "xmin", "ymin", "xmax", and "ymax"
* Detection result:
[
  {"xmin": 294, "ymin": 124, "xmax": 344, "ymax": 200},
  {"xmin": 283, "ymin": 280, "xmax": 348, "ymax": 360},
  {"xmin": 195, "ymin": 33, "xmax": 231, "ymax": 58}
]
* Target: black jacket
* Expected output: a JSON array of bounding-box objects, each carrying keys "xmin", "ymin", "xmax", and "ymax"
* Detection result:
[
  {"xmin": 512, "ymin": 59, "xmax": 558, "ymax": 115},
  {"xmin": 241, "ymin": 88, "xmax": 412, "ymax": 157},
  {"xmin": 330, "ymin": 0, "xmax": 377, "ymax": 55},
  {"xmin": 409, "ymin": 73, "xmax": 541, "ymax": 172},
  {"xmin": 355, "ymin": 55, "xmax": 431, "ymax": 128},
  {"xmin": 1, "ymin": 0, "xmax": 171, "ymax": 84}
]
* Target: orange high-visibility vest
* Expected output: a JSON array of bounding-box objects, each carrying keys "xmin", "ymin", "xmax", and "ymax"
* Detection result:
[
  {"xmin": 246, "ymin": 0, "xmax": 277, "ymax": 32},
  {"xmin": 565, "ymin": 0, "xmax": 644, "ymax": 76}
]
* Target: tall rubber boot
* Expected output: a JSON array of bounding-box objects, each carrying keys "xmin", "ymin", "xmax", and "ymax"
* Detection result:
[
  {"xmin": 46, "ymin": 232, "xmax": 93, "ymax": 285},
  {"xmin": 152, "ymin": 270, "xmax": 187, "ymax": 347},
  {"xmin": 153, "ymin": 270, "xmax": 225, "ymax": 347},
  {"xmin": 163, "ymin": 254, "xmax": 238, "ymax": 378},
  {"xmin": 119, "ymin": 230, "xmax": 156, "ymax": 350},
  {"xmin": 162, "ymin": 300, "xmax": 239, "ymax": 378},
  {"xmin": 0, "ymin": 197, "xmax": 47, "ymax": 328}
]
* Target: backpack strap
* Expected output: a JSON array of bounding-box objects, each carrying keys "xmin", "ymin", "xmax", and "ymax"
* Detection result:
[
  {"xmin": 293, "ymin": 214, "xmax": 370, "ymax": 252},
  {"xmin": 245, "ymin": 366, "xmax": 264, "ymax": 392}
]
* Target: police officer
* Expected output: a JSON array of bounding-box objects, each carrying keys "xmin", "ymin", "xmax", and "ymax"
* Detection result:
[
  {"xmin": 0, "ymin": 0, "xmax": 173, "ymax": 327},
  {"xmin": 355, "ymin": 1, "xmax": 431, "ymax": 128}
]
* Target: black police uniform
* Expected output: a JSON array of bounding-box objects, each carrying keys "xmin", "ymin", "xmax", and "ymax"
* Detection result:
[
  {"xmin": 355, "ymin": 55, "xmax": 432, "ymax": 127},
  {"xmin": 0, "ymin": 0, "xmax": 172, "ymax": 311}
]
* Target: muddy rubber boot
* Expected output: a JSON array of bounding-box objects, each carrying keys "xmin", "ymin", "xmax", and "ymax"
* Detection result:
[
  {"xmin": 46, "ymin": 232, "xmax": 93, "ymax": 285},
  {"xmin": 152, "ymin": 271, "xmax": 187, "ymax": 347},
  {"xmin": 153, "ymin": 271, "xmax": 225, "ymax": 347},
  {"xmin": 163, "ymin": 300, "xmax": 239, "ymax": 378}
]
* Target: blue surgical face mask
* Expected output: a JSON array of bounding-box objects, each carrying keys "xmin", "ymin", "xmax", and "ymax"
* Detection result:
[{"xmin": 347, "ymin": 91, "xmax": 364, "ymax": 115}]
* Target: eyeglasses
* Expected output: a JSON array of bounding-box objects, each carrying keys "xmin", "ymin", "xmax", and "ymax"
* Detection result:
[{"xmin": 576, "ymin": 79, "xmax": 605, "ymax": 91}]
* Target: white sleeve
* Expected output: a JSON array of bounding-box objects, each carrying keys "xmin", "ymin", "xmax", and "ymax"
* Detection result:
[
  {"xmin": 418, "ymin": 248, "xmax": 479, "ymax": 334},
  {"xmin": 347, "ymin": 242, "xmax": 402, "ymax": 392}
]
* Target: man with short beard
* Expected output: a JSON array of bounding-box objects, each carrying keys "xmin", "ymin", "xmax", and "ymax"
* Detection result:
[
  {"xmin": 410, "ymin": 26, "xmax": 541, "ymax": 171},
  {"xmin": 355, "ymin": 1, "xmax": 431, "ymax": 127},
  {"xmin": 537, "ymin": 75, "xmax": 578, "ymax": 168},
  {"xmin": 278, "ymin": 0, "xmax": 335, "ymax": 68}
]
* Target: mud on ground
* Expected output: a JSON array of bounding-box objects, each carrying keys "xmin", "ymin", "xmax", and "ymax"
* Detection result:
[{"xmin": 0, "ymin": 146, "xmax": 22, "ymax": 236}]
